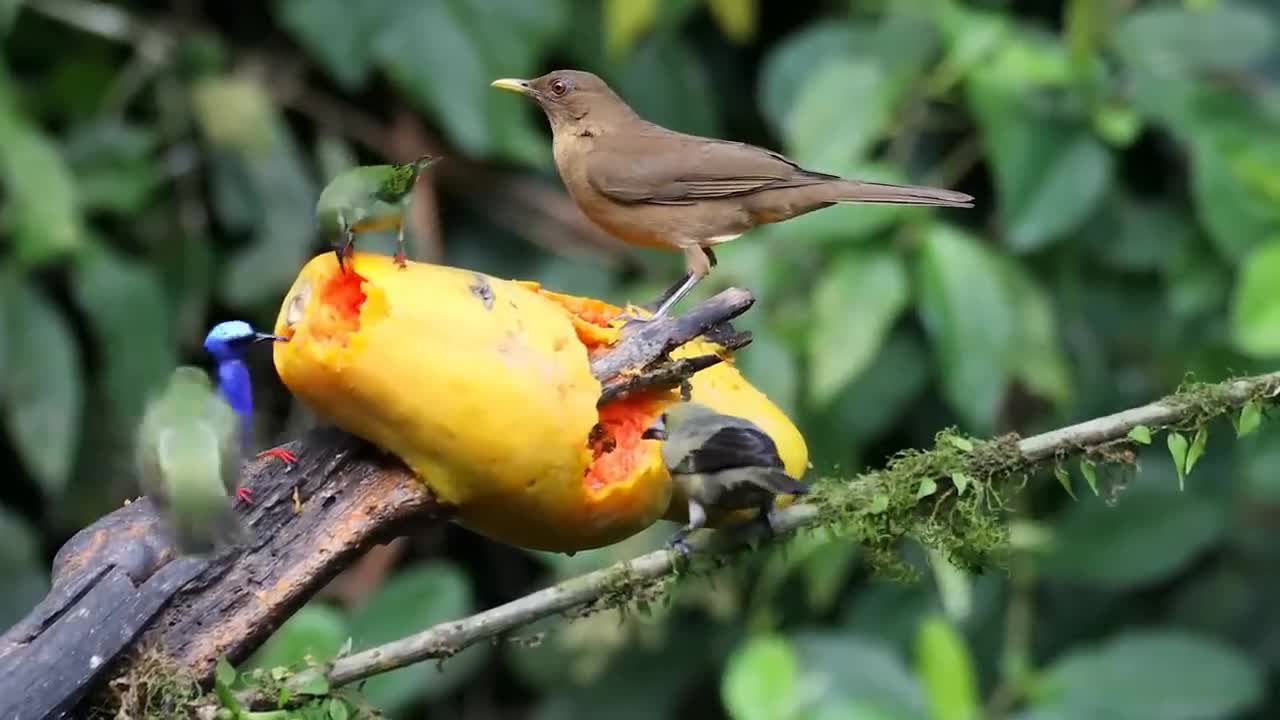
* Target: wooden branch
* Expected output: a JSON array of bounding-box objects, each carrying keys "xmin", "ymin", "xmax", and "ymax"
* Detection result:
[
  {"xmin": 592, "ymin": 287, "xmax": 754, "ymax": 390},
  {"xmin": 240, "ymin": 369, "xmax": 1280, "ymax": 699},
  {"xmin": 0, "ymin": 286, "xmax": 755, "ymax": 719}
]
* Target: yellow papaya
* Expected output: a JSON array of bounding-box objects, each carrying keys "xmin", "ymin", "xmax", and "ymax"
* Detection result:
[{"xmin": 271, "ymin": 252, "xmax": 807, "ymax": 552}]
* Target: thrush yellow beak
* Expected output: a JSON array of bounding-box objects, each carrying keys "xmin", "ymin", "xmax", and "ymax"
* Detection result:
[{"xmin": 490, "ymin": 78, "xmax": 533, "ymax": 96}]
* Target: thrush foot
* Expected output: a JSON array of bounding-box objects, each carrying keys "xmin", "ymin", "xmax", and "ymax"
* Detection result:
[
  {"xmin": 236, "ymin": 486, "xmax": 253, "ymax": 504},
  {"xmin": 393, "ymin": 251, "xmax": 408, "ymax": 268},
  {"xmin": 258, "ymin": 447, "xmax": 297, "ymax": 467},
  {"xmin": 613, "ymin": 311, "xmax": 661, "ymax": 326}
]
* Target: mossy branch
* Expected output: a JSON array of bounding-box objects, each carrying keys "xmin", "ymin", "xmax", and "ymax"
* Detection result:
[{"xmin": 224, "ymin": 369, "xmax": 1280, "ymax": 707}]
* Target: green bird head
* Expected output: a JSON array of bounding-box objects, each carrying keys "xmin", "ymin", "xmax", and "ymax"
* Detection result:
[{"xmin": 136, "ymin": 366, "xmax": 247, "ymax": 555}]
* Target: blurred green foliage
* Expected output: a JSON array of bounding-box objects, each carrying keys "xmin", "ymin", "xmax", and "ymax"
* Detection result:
[{"xmin": 2, "ymin": 0, "xmax": 1280, "ymax": 717}]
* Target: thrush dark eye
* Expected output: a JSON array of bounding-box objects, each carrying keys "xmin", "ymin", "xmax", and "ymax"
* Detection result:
[{"xmin": 549, "ymin": 78, "xmax": 568, "ymax": 96}]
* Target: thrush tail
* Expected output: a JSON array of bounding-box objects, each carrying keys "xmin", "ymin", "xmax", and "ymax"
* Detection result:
[{"xmin": 828, "ymin": 180, "xmax": 974, "ymax": 208}]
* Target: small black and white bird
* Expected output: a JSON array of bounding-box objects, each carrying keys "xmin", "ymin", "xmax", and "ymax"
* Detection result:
[{"xmin": 642, "ymin": 401, "xmax": 808, "ymax": 555}]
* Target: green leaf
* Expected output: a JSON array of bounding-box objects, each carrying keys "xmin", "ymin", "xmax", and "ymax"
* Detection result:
[
  {"xmin": 603, "ymin": 0, "xmax": 659, "ymax": 59},
  {"xmin": 736, "ymin": 327, "xmax": 799, "ymax": 419},
  {"xmin": 808, "ymin": 249, "xmax": 910, "ymax": 405},
  {"xmin": 1185, "ymin": 427, "xmax": 1208, "ymax": 477},
  {"xmin": 800, "ymin": 538, "xmax": 860, "ymax": 615},
  {"xmin": 273, "ymin": 0, "xmax": 375, "ymax": 90},
  {"xmin": 63, "ymin": 120, "xmax": 161, "ymax": 215},
  {"xmin": 946, "ymin": 436, "xmax": 974, "ymax": 452},
  {"xmin": 1167, "ymin": 431, "xmax": 1189, "ymax": 490},
  {"xmin": 791, "ymin": 632, "xmax": 927, "ymax": 718},
  {"xmin": 215, "ymin": 657, "xmax": 237, "ymax": 689},
  {"xmin": 1083, "ymin": 193, "xmax": 1196, "ymax": 273},
  {"xmin": 1041, "ymin": 485, "xmax": 1225, "ymax": 590},
  {"xmin": 967, "ymin": 69, "xmax": 1112, "ymax": 252},
  {"xmin": 1113, "ymin": 6, "xmax": 1274, "ymax": 81},
  {"xmin": 245, "ymin": 603, "xmax": 349, "ymax": 672},
  {"xmin": 217, "ymin": 124, "xmax": 320, "ymax": 307},
  {"xmin": 721, "ymin": 635, "xmax": 799, "ymax": 720},
  {"xmin": 0, "ymin": 92, "xmax": 84, "ymax": 265},
  {"xmin": 1092, "ymin": 101, "xmax": 1142, "ymax": 147},
  {"xmin": 1054, "ymin": 465, "xmax": 1076, "ymax": 500},
  {"xmin": 613, "ymin": 36, "xmax": 721, "ymax": 138},
  {"xmin": 1236, "ymin": 400, "xmax": 1262, "ymax": 437},
  {"xmin": 1230, "ymin": 239, "xmax": 1280, "ymax": 356},
  {"xmin": 916, "ymin": 225, "xmax": 1017, "ymax": 431},
  {"xmin": 1127, "ymin": 425, "xmax": 1153, "ymax": 445},
  {"xmin": 293, "ymin": 669, "xmax": 331, "ymax": 696},
  {"xmin": 1040, "ymin": 630, "xmax": 1263, "ymax": 719},
  {"xmin": 373, "ymin": 0, "xmax": 567, "ymax": 163},
  {"xmin": 862, "ymin": 495, "xmax": 890, "ymax": 516},
  {"xmin": 758, "ymin": 21, "xmax": 859, "ymax": 136},
  {"xmin": 1111, "ymin": 5, "xmax": 1275, "ymax": 126},
  {"xmin": 914, "ymin": 616, "xmax": 979, "ymax": 720},
  {"xmin": 996, "ymin": 258, "xmax": 1071, "ymax": 405},
  {"xmin": 1078, "ymin": 459, "xmax": 1099, "ymax": 496},
  {"xmin": 705, "ymin": 0, "xmax": 755, "ymax": 43},
  {"xmin": 71, "ymin": 243, "xmax": 175, "ymax": 424},
  {"xmin": 819, "ymin": 332, "xmax": 929, "ymax": 450},
  {"xmin": 2, "ymin": 280, "xmax": 83, "ymax": 495},
  {"xmin": 916, "ymin": 478, "xmax": 938, "ymax": 501},
  {"xmin": 785, "ymin": 57, "xmax": 894, "ymax": 169},
  {"xmin": 933, "ymin": 4, "xmax": 1010, "ymax": 91},
  {"xmin": 1189, "ymin": 125, "xmax": 1280, "ymax": 261},
  {"xmin": 348, "ymin": 562, "xmax": 486, "ymax": 711},
  {"xmin": 327, "ymin": 698, "xmax": 350, "ymax": 720},
  {"xmin": 950, "ymin": 472, "xmax": 971, "ymax": 496},
  {"xmin": 0, "ymin": 0, "xmax": 21, "ymax": 35}
]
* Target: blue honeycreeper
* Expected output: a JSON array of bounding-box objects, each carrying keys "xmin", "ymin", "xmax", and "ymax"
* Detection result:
[{"xmin": 203, "ymin": 320, "xmax": 294, "ymax": 503}]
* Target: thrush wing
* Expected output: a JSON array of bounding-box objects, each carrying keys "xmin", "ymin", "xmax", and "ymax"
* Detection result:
[{"xmin": 585, "ymin": 130, "xmax": 836, "ymax": 205}]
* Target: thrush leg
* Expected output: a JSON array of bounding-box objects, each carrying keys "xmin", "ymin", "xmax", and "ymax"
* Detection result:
[
  {"xmin": 668, "ymin": 498, "xmax": 708, "ymax": 558},
  {"xmin": 618, "ymin": 247, "xmax": 714, "ymax": 324},
  {"xmin": 393, "ymin": 220, "xmax": 408, "ymax": 268},
  {"xmin": 640, "ymin": 273, "xmax": 696, "ymax": 314}
]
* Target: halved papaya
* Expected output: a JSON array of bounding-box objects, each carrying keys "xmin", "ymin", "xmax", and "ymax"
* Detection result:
[{"xmin": 271, "ymin": 252, "xmax": 807, "ymax": 552}]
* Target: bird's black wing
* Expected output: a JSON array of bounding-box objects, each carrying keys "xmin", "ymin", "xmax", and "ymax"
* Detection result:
[{"xmin": 672, "ymin": 424, "xmax": 785, "ymax": 475}]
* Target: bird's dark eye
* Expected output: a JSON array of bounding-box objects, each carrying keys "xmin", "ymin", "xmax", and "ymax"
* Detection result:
[{"xmin": 549, "ymin": 79, "xmax": 568, "ymax": 96}]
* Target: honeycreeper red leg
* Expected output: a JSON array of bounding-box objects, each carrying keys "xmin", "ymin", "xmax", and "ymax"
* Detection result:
[
  {"xmin": 340, "ymin": 229, "xmax": 357, "ymax": 269},
  {"xmin": 334, "ymin": 212, "xmax": 351, "ymax": 270},
  {"xmin": 258, "ymin": 447, "xmax": 297, "ymax": 466},
  {"xmin": 236, "ymin": 486, "xmax": 253, "ymax": 504},
  {"xmin": 393, "ymin": 221, "xmax": 408, "ymax": 268}
]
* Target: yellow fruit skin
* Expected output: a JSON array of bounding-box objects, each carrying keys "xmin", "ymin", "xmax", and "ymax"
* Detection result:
[{"xmin": 271, "ymin": 252, "xmax": 807, "ymax": 551}]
